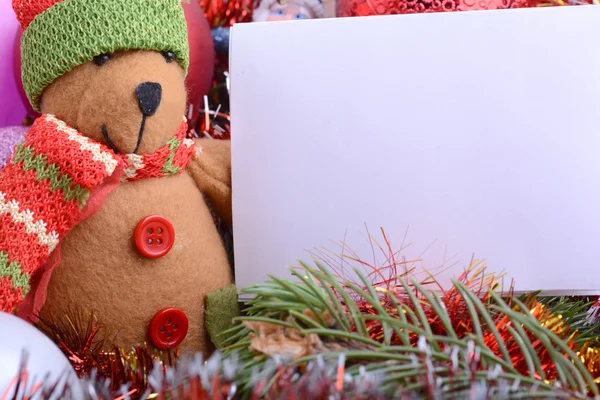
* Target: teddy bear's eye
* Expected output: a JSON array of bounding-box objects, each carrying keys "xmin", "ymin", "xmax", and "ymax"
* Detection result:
[
  {"xmin": 93, "ymin": 53, "xmax": 111, "ymax": 66},
  {"xmin": 162, "ymin": 51, "xmax": 176, "ymax": 63}
]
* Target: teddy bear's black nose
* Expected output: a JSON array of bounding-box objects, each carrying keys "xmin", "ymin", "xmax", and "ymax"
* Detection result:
[{"xmin": 135, "ymin": 82, "xmax": 162, "ymax": 117}]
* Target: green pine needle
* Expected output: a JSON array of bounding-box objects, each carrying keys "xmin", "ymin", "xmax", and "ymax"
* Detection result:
[{"xmin": 221, "ymin": 261, "xmax": 599, "ymax": 399}]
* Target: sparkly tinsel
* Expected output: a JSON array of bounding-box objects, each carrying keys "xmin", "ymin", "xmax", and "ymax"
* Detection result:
[
  {"xmin": 4, "ymin": 230, "xmax": 600, "ymax": 399},
  {"xmin": 4, "ymin": 346, "xmax": 593, "ymax": 400}
]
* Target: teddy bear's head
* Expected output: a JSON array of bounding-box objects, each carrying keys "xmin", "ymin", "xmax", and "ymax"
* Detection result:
[
  {"xmin": 41, "ymin": 50, "xmax": 186, "ymax": 155},
  {"xmin": 14, "ymin": 0, "xmax": 190, "ymax": 155}
]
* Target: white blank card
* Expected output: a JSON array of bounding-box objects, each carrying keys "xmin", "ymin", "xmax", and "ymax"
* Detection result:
[{"xmin": 230, "ymin": 6, "xmax": 600, "ymax": 296}]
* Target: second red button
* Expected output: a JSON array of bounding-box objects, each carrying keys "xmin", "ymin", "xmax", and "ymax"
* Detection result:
[{"xmin": 148, "ymin": 307, "xmax": 189, "ymax": 349}]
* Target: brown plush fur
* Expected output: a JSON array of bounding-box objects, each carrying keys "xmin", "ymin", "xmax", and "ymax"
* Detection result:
[
  {"xmin": 42, "ymin": 51, "xmax": 186, "ymax": 155},
  {"xmin": 35, "ymin": 50, "xmax": 233, "ymax": 355}
]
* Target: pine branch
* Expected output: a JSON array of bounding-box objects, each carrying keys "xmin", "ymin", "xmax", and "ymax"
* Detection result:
[
  {"xmin": 535, "ymin": 295, "xmax": 600, "ymax": 348},
  {"xmin": 221, "ymin": 261, "xmax": 599, "ymax": 398}
]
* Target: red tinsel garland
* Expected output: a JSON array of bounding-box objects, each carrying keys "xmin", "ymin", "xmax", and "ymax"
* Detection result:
[
  {"xmin": 197, "ymin": 0, "xmax": 256, "ymax": 28},
  {"xmin": 308, "ymin": 228, "xmax": 579, "ymax": 382},
  {"xmin": 34, "ymin": 310, "xmax": 177, "ymax": 398}
]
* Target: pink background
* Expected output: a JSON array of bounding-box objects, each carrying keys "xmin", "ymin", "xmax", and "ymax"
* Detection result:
[{"xmin": 0, "ymin": 2, "xmax": 26, "ymax": 127}]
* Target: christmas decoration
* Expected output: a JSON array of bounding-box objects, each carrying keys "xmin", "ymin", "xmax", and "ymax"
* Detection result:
[
  {"xmin": 252, "ymin": 0, "xmax": 326, "ymax": 21},
  {"xmin": 211, "ymin": 26, "xmax": 230, "ymax": 58},
  {"xmin": 219, "ymin": 230, "xmax": 600, "ymax": 398},
  {"xmin": 199, "ymin": 0, "xmax": 256, "ymax": 28},
  {"xmin": 0, "ymin": 312, "xmax": 80, "ymax": 400},
  {"xmin": 183, "ymin": 0, "xmax": 216, "ymax": 116},
  {"xmin": 33, "ymin": 309, "xmax": 176, "ymax": 398},
  {"xmin": 187, "ymin": 97, "xmax": 232, "ymax": 139},
  {"xmin": 5, "ymin": 227, "xmax": 600, "ymax": 398},
  {"xmin": 3, "ymin": 0, "xmax": 236, "ymax": 355},
  {"xmin": 536, "ymin": 0, "xmax": 596, "ymax": 6},
  {"xmin": 196, "ymin": 0, "xmax": 256, "ymax": 136},
  {"xmin": 336, "ymin": 0, "xmax": 531, "ymax": 17},
  {"xmin": 0, "ymin": 126, "xmax": 27, "ymax": 168},
  {"xmin": 335, "ymin": 0, "xmax": 594, "ymax": 19},
  {"xmin": 8, "ymin": 268, "xmax": 600, "ymax": 399}
]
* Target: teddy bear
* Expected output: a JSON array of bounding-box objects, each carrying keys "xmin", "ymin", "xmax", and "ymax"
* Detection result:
[{"xmin": 1, "ymin": 0, "xmax": 238, "ymax": 356}]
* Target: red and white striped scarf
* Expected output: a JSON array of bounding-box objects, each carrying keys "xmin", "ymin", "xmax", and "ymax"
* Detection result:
[{"xmin": 0, "ymin": 114, "xmax": 197, "ymax": 314}]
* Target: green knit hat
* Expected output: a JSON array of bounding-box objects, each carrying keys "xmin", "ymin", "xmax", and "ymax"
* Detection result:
[{"xmin": 14, "ymin": 0, "xmax": 190, "ymax": 112}]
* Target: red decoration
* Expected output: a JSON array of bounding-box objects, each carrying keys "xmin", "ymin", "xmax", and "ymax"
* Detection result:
[
  {"xmin": 189, "ymin": 107, "xmax": 231, "ymax": 140},
  {"xmin": 149, "ymin": 307, "xmax": 189, "ymax": 350},
  {"xmin": 134, "ymin": 215, "xmax": 176, "ymax": 259},
  {"xmin": 198, "ymin": 0, "xmax": 256, "ymax": 28},
  {"xmin": 35, "ymin": 309, "xmax": 178, "ymax": 398},
  {"xmin": 336, "ymin": 0, "xmax": 538, "ymax": 17},
  {"xmin": 311, "ymin": 228, "xmax": 579, "ymax": 383},
  {"xmin": 183, "ymin": 0, "xmax": 216, "ymax": 111}
]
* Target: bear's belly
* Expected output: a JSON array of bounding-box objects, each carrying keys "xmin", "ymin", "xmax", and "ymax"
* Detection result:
[{"xmin": 40, "ymin": 172, "xmax": 233, "ymax": 355}]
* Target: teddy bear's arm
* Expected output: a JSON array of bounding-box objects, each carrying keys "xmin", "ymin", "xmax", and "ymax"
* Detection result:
[{"xmin": 186, "ymin": 139, "xmax": 232, "ymax": 226}]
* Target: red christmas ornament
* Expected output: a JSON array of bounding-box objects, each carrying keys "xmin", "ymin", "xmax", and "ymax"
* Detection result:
[
  {"xmin": 336, "ymin": 0, "xmax": 536, "ymax": 17},
  {"xmin": 183, "ymin": 0, "xmax": 216, "ymax": 109},
  {"xmin": 198, "ymin": 0, "xmax": 255, "ymax": 28}
]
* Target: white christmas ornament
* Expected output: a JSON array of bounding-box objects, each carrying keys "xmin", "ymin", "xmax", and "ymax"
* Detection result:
[{"xmin": 0, "ymin": 312, "xmax": 81, "ymax": 399}]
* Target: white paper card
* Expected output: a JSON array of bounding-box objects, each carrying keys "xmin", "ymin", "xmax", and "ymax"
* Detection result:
[{"xmin": 229, "ymin": 6, "xmax": 600, "ymax": 297}]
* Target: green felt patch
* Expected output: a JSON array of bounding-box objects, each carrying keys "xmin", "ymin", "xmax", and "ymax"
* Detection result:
[{"xmin": 205, "ymin": 283, "xmax": 240, "ymax": 349}]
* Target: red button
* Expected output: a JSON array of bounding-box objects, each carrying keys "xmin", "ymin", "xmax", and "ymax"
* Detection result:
[
  {"xmin": 149, "ymin": 307, "xmax": 189, "ymax": 349},
  {"xmin": 134, "ymin": 215, "xmax": 175, "ymax": 258}
]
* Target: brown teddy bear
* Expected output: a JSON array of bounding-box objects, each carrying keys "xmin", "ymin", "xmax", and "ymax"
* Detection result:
[{"xmin": 1, "ymin": 0, "xmax": 237, "ymax": 356}]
